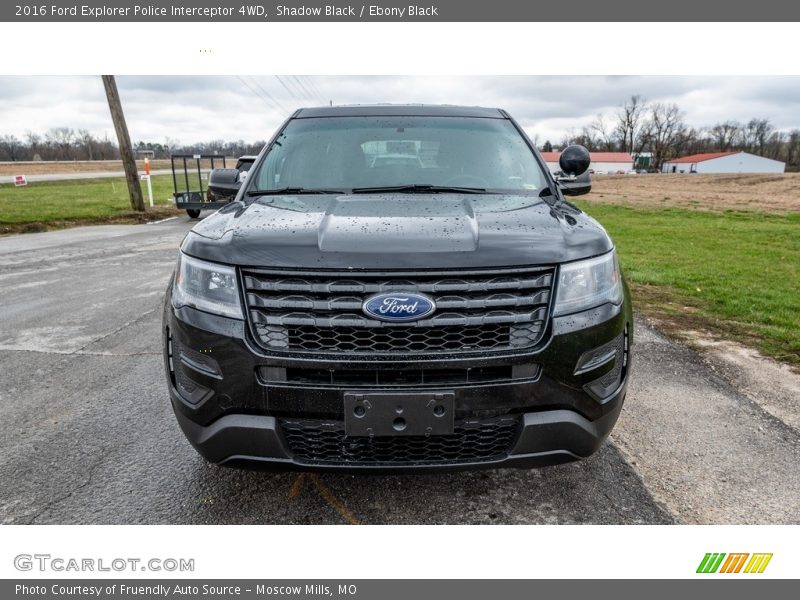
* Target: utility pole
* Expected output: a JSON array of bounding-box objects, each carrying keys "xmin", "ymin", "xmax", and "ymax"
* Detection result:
[{"xmin": 102, "ymin": 75, "xmax": 145, "ymax": 212}]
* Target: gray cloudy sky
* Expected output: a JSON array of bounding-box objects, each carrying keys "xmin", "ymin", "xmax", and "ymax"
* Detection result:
[{"xmin": 1, "ymin": 75, "xmax": 799, "ymax": 145}]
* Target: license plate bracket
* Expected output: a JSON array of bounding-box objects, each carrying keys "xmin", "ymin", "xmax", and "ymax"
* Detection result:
[{"xmin": 344, "ymin": 392, "xmax": 455, "ymax": 437}]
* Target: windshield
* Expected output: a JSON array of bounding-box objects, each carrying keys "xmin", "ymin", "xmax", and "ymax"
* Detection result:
[{"xmin": 251, "ymin": 116, "xmax": 548, "ymax": 193}]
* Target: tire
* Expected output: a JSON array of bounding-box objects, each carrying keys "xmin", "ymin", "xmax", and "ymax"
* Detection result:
[{"xmin": 186, "ymin": 209, "xmax": 201, "ymax": 219}]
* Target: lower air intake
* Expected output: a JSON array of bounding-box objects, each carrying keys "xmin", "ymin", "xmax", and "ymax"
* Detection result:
[{"xmin": 280, "ymin": 415, "xmax": 521, "ymax": 465}]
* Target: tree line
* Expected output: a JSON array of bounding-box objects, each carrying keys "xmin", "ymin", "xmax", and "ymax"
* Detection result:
[
  {"xmin": 545, "ymin": 96, "xmax": 800, "ymax": 170},
  {"xmin": 2, "ymin": 99, "xmax": 799, "ymax": 171},
  {"xmin": 0, "ymin": 129, "xmax": 266, "ymax": 163}
]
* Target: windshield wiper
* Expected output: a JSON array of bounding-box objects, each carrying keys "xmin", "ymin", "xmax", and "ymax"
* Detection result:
[
  {"xmin": 246, "ymin": 187, "xmax": 345, "ymax": 196},
  {"xmin": 351, "ymin": 184, "xmax": 487, "ymax": 194}
]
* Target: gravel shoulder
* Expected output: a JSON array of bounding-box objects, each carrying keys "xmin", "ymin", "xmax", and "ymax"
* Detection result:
[{"xmin": 611, "ymin": 321, "xmax": 800, "ymax": 524}]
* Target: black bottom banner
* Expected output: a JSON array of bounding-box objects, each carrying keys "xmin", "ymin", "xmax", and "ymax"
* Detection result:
[{"xmin": 3, "ymin": 580, "xmax": 795, "ymax": 600}]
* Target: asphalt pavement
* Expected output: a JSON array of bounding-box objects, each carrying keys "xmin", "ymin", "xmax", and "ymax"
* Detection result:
[{"xmin": 1, "ymin": 217, "xmax": 798, "ymax": 524}]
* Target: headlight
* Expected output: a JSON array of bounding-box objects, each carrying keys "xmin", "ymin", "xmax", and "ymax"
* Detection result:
[
  {"xmin": 553, "ymin": 250, "xmax": 623, "ymax": 316},
  {"xmin": 172, "ymin": 254, "xmax": 243, "ymax": 319}
]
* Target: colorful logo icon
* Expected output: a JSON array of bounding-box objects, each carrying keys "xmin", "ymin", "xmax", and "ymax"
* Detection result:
[{"xmin": 696, "ymin": 553, "xmax": 773, "ymax": 574}]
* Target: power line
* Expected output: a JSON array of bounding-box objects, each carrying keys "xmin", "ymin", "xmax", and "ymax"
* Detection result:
[
  {"xmin": 298, "ymin": 75, "xmax": 325, "ymax": 104},
  {"xmin": 302, "ymin": 76, "xmax": 326, "ymax": 105},
  {"xmin": 247, "ymin": 76, "xmax": 290, "ymax": 114},
  {"xmin": 285, "ymin": 75, "xmax": 314, "ymax": 102},
  {"xmin": 235, "ymin": 75, "xmax": 288, "ymax": 116},
  {"xmin": 236, "ymin": 75, "xmax": 274, "ymax": 109},
  {"xmin": 291, "ymin": 75, "xmax": 319, "ymax": 103},
  {"xmin": 274, "ymin": 75, "xmax": 307, "ymax": 105}
]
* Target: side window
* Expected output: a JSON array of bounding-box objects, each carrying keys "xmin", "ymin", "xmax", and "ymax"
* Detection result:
[
  {"xmin": 236, "ymin": 159, "xmax": 254, "ymax": 183},
  {"xmin": 256, "ymin": 135, "xmax": 287, "ymax": 189}
]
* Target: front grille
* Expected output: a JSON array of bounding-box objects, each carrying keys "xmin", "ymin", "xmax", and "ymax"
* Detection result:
[
  {"xmin": 243, "ymin": 268, "xmax": 553, "ymax": 355},
  {"xmin": 280, "ymin": 415, "xmax": 521, "ymax": 465},
  {"xmin": 289, "ymin": 324, "xmax": 511, "ymax": 352}
]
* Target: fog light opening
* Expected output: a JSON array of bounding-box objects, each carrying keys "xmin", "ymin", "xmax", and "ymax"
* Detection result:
[
  {"xmin": 166, "ymin": 327, "xmax": 176, "ymax": 386},
  {"xmin": 623, "ymin": 325, "xmax": 629, "ymax": 368}
]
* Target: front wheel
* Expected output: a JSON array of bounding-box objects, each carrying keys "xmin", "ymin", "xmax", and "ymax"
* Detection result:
[{"xmin": 186, "ymin": 209, "xmax": 201, "ymax": 219}]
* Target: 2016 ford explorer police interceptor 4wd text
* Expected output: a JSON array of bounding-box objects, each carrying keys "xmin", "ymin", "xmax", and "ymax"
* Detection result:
[{"xmin": 163, "ymin": 105, "xmax": 632, "ymax": 472}]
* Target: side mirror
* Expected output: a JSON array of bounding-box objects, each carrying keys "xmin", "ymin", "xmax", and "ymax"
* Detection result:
[
  {"xmin": 558, "ymin": 144, "xmax": 591, "ymax": 177},
  {"xmin": 558, "ymin": 170, "xmax": 592, "ymax": 196},
  {"xmin": 207, "ymin": 168, "xmax": 242, "ymax": 202}
]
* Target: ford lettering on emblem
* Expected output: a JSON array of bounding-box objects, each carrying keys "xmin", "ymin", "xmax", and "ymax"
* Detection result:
[{"xmin": 362, "ymin": 292, "xmax": 436, "ymax": 322}]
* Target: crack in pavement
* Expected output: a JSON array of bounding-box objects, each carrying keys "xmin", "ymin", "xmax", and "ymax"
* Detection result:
[
  {"xmin": 71, "ymin": 307, "xmax": 161, "ymax": 355},
  {"xmin": 0, "ymin": 348, "xmax": 160, "ymax": 356},
  {"xmin": 25, "ymin": 451, "xmax": 109, "ymax": 525},
  {"xmin": 0, "ymin": 305, "xmax": 162, "ymax": 356}
]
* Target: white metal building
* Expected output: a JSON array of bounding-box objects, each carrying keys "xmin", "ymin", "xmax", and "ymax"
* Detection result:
[
  {"xmin": 661, "ymin": 151, "xmax": 785, "ymax": 174},
  {"xmin": 540, "ymin": 151, "xmax": 634, "ymax": 175}
]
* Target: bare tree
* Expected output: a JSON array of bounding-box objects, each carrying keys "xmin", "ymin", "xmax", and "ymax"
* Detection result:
[
  {"xmin": 709, "ymin": 121, "xmax": 741, "ymax": 151},
  {"xmin": 77, "ymin": 129, "xmax": 96, "ymax": 161},
  {"xmin": 96, "ymin": 133, "xmax": 119, "ymax": 160},
  {"xmin": 45, "ymin": 127, "xmax": 76, "ymax": 160},
  {"xmin": 765, "ymin": 130, "xmax": 786, "ymax": 160},
  {"xmin": 559, "ymin": 128, "xmax": 578, "ymax": 149},
  {"xmin": 752, "ymin": 118, "xmax": 774, "ymax": 155},
  {"xmin": 738, "ymin": 118, "xmax": 772, "ymax": 154},
  {"xmin": 672, "ymin": 126, "xmax": 701, "ymax": 158},
  {"xmin": 786, "ymin": 130, "xmax": 800, "ymax": 167},
  {"xmin": 0, "ymin": 135, "xmax": 22, "ymax": 161},
  {"xmin": 615, "ymin": 95, "xmax": 647, "ymax": 154},
  {"xmin": 576, "ymin": 126, "xmax": 602, "ymax": 151},
  {"xmin": 645, "ymin": 103, "xmax": 687, "ymax": 169},
  {"xmin": 589, "ymin": 113, "xmax": 615, "ymax": 150},
  {"xmin": 25, "ymin": 132, "xmax": 42, "ymax": 160}
]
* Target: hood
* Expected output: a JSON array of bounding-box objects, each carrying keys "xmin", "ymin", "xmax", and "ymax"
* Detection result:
[{"xmin": 180, "ymin": 193, "xmax": 613, "ymax": 269}]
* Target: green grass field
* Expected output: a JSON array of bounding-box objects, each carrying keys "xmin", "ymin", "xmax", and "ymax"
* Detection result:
[
  {"xmin": 576, "ymin": 201, "xmax": 800, "ymax": 366},
  {"xmin": 0, "ymin": 175, "xmax": 178, "ymax": 226}
]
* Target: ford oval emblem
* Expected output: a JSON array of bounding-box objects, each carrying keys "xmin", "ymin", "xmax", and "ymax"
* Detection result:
[{"xmin": 362, "ymin": 292, "xmax": 436, "ymax": 322}]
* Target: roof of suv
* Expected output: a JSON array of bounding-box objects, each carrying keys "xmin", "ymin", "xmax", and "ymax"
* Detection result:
[{"xmin": 294, "ymin": 104, "xmax": 506, "ymax": 118}]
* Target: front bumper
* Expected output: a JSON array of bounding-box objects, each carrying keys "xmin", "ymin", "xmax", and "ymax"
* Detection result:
[
  {"xmin": 164, "ymin": 287, "xmax": 632, "ymax": 471},
  {"xmin": 171, "ymin": 388, "xmax": 625, "ymax": 472}
]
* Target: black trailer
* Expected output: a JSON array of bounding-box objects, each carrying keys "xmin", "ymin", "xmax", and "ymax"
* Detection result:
[{"xmin": 170, "ymin": 154, "xmax": 230, "ymax": 219}]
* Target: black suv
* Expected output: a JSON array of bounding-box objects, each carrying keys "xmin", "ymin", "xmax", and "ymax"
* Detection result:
[{"xmin": 163, "ymin": 105, "xmax": 632, "ymax": 471}]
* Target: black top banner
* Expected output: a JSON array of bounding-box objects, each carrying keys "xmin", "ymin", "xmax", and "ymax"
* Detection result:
[{"xmin": 4, "ymin": 0, "xmax": 800, "ymax": 22}]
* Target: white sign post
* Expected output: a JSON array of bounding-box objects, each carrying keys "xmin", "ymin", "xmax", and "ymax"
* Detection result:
[
  {"xmin": 142, "ymin": 157, "xmax": 154, "ymax": 207},
  {"xmin": 14, "ymin": 175, "xmax": 27, "ymax": 187}
]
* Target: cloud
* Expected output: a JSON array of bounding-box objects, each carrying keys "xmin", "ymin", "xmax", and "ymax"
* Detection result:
[{"xmin": 1, "ymin": 75, "xmax": 798, "ymax": 145}]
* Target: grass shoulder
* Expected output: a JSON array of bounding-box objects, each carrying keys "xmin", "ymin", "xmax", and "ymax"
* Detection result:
[
  {"xmin": 575, "ymin": 200, "xmax": 800, "ymax": 369},
  {"xmin": 0, "ymin": 175, "xmax": 181, "ymax": 233}
]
